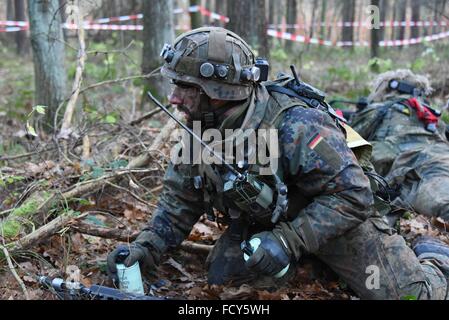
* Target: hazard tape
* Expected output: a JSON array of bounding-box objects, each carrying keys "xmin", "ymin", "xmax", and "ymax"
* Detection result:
[
  {"xmin": 269, "ymin": 20, "xmax": 449, "ymax": 29},
  {"xmin": 89, "ymin": 5, "xmax": 229, "ymax": 24},
  {"xmin": 267, "ymin": 29, "xmax": 449, "ymax": 47},
  {"xmin": 0, "ymin": 26, "xmax": 28, "ymax": 32},
  {"xmin": 63, "ymin": 23, "xmax": 190, "ymax": 31},
  {"xmin": 0, "ymin": 20, "xmax": 28, "ymax": 27}
]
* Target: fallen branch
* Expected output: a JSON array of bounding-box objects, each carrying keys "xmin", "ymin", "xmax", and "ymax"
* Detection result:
[
  {"xmin": 5, "ymin": 212, "xmax": 88, "ymax": 253},
  {"xmin": 0, "ymin": 243, "xmax": 30, "ymax": 300},
  {"xmin": 71, "ymin": 220, "xmax": 212, "ymax": 255},
  {"xmin": 0, "ymin": 115, "xmax": 177, "ymax": 240}
]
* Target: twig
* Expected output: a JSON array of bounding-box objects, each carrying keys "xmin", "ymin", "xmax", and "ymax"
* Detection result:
[
  {"xmin": 0, "ymin": 147, "xmax": 56, "ymax": 162},
  {"xmin": 0, "ymin": 243, "xmax": 30, "ymax": 300},
  {"xmin": 149, "ymin": 185, "xmax": 163, "ymax": 193},
  {"xmin": 71, "ymin": 220, "xmax": 212, "ymax": 254},
  {"xmin": 128, "ymin": 108, "xmax": 163, "ymax": 126},
  {"xmin": 79, "ymin": 68, "xmax": 160, "ymax": 95},
  {"xmin": 105, "ymin": 181, "xmax": 157, "ymax": 208}
]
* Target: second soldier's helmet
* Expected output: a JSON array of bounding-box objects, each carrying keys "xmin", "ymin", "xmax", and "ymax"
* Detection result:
[{"xmin": 160, "ymin": 27, "xmax": 268, "ymax": 101}]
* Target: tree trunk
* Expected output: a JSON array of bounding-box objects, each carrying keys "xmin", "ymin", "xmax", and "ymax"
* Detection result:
[
  {"xmin": 411, "ymin": 0, "xmax": 421, "ymax": 39},
  {"xmin": 370, "ymin": 0, "xmax": 380, "ymax": 59},
  {"xmin": 227, "ymin": 0, "xmax": 269, "ymax": 58},
  {"xmin": 141, "ymin": 0, "xmax": 174, "ymax": 105},
  {"xmin": 28, "ymin": 0, "xmax": 66, "ymax": 132},
  {"xmin": 378, "ymin": 0, "xmax": 387, "ymax": 41},
  {"xmin": 15, "ymin": 0, "xmax": 28, "ymax": 55},
  {"xmin": 342, "ymin": 0, "xmax": 356, "ymax": 48},
  {"xmin": 7, "ymin": 0, "xmax": 15, "ymax": 19},
  {"xmin": 285, "ymin": 0, "xmax": 297, "ymax": 51},
  {"xmin": 319, "ymin": 0, "xmax": 327, "ymax": 40},
  {"xmin": 190, "ymin": 0, "xmax": 202, "ymax": 29},
  {"xmin": 394, "ymin": 0, "xmax": 406, "ymax": 42}
]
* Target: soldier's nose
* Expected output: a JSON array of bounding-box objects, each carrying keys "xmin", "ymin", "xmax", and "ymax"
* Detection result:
[{"xmin": 169, "ymin": 93, "xmax": 183, "ymax": 105}]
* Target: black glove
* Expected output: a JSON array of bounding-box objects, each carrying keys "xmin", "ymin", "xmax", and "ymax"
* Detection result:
[
  {"xmin": 244, "ymin": 231, "xmax": 290, "ymax": 276},
  {"xmin": 107, "ymin": 243, "xmax": 156, "ymax": 284}
]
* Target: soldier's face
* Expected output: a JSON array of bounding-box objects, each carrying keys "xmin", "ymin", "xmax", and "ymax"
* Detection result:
[{"xmin": 169, "ymin": 83, "xmax": 202, "ymax": 123}]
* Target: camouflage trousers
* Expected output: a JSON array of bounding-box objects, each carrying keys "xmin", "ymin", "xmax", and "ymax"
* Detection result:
[
  {"xmin": 391, "ymin": 173, "xmax": 449, "ymax": 221},
  {"xmin": 206, "ymin": 217, "xmax": 449, "ymax": 299},
  {"xmin": 387, "ymin": 145, "xmax": 449, "ymax": 221}
]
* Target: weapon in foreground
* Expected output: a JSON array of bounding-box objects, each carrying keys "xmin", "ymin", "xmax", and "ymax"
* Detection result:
[{"xmin": 39, "ymin": 276, "xmax": 166, "ymax": 300}]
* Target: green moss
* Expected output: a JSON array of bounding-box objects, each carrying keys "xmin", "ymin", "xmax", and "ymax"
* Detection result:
[
  {"xmin": 10, "ymin": 199, "xmax": 39, "ymax": 217},
  {"xmin": 1, "ymin": 220, "xmax": 22, "ymax": 238}
]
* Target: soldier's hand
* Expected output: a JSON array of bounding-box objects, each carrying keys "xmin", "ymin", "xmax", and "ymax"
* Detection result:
[
  {"xmin": 106, "ymin": 243, "xmax": 155, "ymax": 285},
  {"xmin": 244, "ymin": 231, "xmax": 290, "ymax": 277}
]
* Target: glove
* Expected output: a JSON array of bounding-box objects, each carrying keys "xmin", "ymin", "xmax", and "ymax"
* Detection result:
[
  {"xmin": 244, "ymin": 231, "xmax": 291, "ymax": 277},
  {"xmin": 107, "ymin": 243, "xmax": 156, "ymax": 284}
]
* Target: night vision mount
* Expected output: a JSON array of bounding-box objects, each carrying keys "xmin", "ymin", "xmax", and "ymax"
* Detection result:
[{"xmin": 160, "ymin": 43, "xmax": 269, "ymax": 83}]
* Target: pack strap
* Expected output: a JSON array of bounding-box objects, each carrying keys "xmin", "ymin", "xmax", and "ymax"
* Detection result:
[{"xmin": 265, "ymin": 84, "xmax": 347, "ymax": 123}]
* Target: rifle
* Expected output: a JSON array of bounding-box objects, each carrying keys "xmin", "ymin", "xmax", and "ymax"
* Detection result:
[{"xmin": 39, "ymin": 276, "xmax": 167, "ymax": 300}]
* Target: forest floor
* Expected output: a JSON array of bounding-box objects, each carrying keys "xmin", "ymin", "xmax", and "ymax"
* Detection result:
[{"xmin": 1, "ymin": 38, "xmax": 449, "ymax": 300}]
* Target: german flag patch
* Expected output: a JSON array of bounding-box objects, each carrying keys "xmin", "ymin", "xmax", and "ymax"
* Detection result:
[
  {"xmin": 307, "ymin": 132, "xmax": 343, "ymax": 169},
  {"xmin": 307, "ymin": 133, "xmax": 324, "ymax": 150}
]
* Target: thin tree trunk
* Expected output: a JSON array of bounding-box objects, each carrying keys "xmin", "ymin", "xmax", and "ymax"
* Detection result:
[
  {"xmin": 411, "ymin": 0, "xmax": 421, "ymax": 38},
  {"xmin": 190, "ymin": 0, "xmax": 202, "ymax": 29},
  {"xmin": 395, "ymin": 0, "xmax": 406, "ymax": 43},
  {"xmin": 371, "ymin": 0, "xmax": 380, "ymax": 59},
  {"xmin": 15, "ymin": 0, "xmax": 28, "ymax": 55},
  {"xmin": 319, "ymin": 0, "xmax": 327, "ymax": 40},
  {"xmin": 141, "ymin": 0, "xmax": 174, "ymax": 106},
  {"xmin": 227, "ymin": 0, "xmax": 269, "ymax": 58},
  {"xmin": 28, "ymin": 0, "xmax": 67, "ymax": 132},
  {"xmin": 342, "ymin": 0, "xmax": 356, "ymax": 48},
  {"xmin": 379, "ymin": 0, "xmax": 387, "ymax": 41},
  {"xmin": 7, "ymin": 0, "xmax": 15, "ymax": 19},
  {"xmin": 285, "ymin": 0, "xmax": 297, "ymax": 51}
]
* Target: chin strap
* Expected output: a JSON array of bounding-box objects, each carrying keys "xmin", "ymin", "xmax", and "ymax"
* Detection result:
[{"xmin": 200, "ymin": 92, "xmax": 216, "ymax": 129}]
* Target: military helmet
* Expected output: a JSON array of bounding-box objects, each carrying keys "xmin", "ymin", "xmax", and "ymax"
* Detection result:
[{"xmin": 160, "ymin": 27, "xmax": 268, "ymax": 101}]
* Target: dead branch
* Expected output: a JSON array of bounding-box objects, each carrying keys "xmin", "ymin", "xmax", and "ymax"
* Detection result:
[
  {"xmin": 0, "ymin": 147, "xmax": 56, "ymax": 162},
  {"xmin": 79, "ymin": 69, "xmax": 160, "ymax": 95},
  {"xmin": 71, "ymin": 220, "xmax": 212, "ymax": 255},
  {"xmin": 1, "ymin": 117, "xmax": 176, "ymax": 240},
  {"xmin": 5, "ymin": 212, "xmax": 88, "ymax": 253},
  {"xmin": 0, "ymin": 243, "xmax": 30, "ymax": 300},
  {"xmin": 59, "ymin": 7, "xmax": 86, "ymax": 140},
  {"xmin": 128, "ymin": 108, "xmax": 163, "ymax": 126}
]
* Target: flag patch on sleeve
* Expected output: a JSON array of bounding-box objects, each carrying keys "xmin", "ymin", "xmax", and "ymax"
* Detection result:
[
  {"xmin": 307, "ymin": 132, "xmax": 343, "ymax": 169},
  {"xmin": 307, "ymin": 133, "xmax": 323, "ymax": 149}
]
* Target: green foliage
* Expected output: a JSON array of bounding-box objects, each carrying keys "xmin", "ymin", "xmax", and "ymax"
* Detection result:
[
  {"xmin": 441, "ymin": 111, "xmax": 449, "ymax": 124},
  {"xmin": 270, "ymin": 47, "xmax": 288, "ymax": 63},
  {"xmin": 401, "ymin": 295, "xmax": 417, "ymax": 300},
  {"xmin": 0, "ymin": 175, "xmax": 25, "ymax": 188},
  {"xmin": 367, "ymin": 58, "xmax": 393, "ymax": 74}
]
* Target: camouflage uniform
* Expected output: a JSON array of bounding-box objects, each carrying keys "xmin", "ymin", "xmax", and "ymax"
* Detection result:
[
  {"xmin": 112, "ymin": 31, "xmax": 449, "ymax": 299},
  {"xmin": 350, "ymin": 94, "xmax": 449, "ymax": 221}
]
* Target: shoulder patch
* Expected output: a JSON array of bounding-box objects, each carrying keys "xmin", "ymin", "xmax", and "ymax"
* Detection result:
[{"xmin": 307, "ymin": 132, "xmax": 343, "ymax": 169}]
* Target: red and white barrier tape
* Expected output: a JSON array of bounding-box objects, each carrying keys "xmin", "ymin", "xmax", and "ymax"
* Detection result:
[
  {"xmin": 0, "ymin": 20, "xmax": 28, "ymax": 27},
  {"xmin": 0, "ymin": 26, "xmax": 28, "ymax": 32},
  {"xmin": 267, "ymin": 29, "xmax": 449, "ymax": 47},
  {"xmin": 269, "ymin": 20, "xmax": 449, "ymax": 29},
  {"xmin": 90, "ymin": 5, "xmax": 229, "ymax": 24},
  {"xmin": 63, "ymin": 23, "xmax": 190, "ymax": 31}
]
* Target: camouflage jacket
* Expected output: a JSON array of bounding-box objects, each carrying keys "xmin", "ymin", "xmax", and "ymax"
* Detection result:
[
  {"xmin": 135, "ymin": 83, "xmax": 375, "ymax": 261},
  {"xmin": 350, "ymin": 96, "xmax": 449, "ymax": 177}
]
